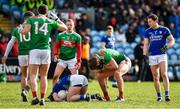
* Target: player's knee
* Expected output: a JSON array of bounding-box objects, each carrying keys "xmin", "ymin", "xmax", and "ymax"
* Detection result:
[
  {"xmin": 153, "ymin": 77, "xmax": 159, "ymax": 82},
  {"xmin": 96, "ymin": 73, "xmax": 103, "ymax": 80},
  {"xmin": 162, "ymin": 73, "xmax": 168, "ymax": 79}
]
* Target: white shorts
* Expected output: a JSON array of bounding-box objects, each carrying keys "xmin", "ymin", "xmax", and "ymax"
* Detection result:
[
  {"xmin": 149, "ymin": 54, "xmax": 167, "ymax": 65},
  {"xmin": 57, "ymin": 58, "xmax": 77, "ymax": 69},
  {"xmin": 70, "ymin": 75, "xmax": 88, "ymax": 87},
  {"xmin": 120, "ymin": 57, "xmax": 132, "ymax": 70},
  {"xmin": 18, "ymin": 55, "xmax": 28, "ymax": 66},
  {"xmin": 29, "ymin": 49, "xmax": 51, "ymax": 65}
]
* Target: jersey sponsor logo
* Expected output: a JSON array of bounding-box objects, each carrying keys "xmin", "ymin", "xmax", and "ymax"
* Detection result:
[
  {"xmin": 99, "ymin": 50, "xmax": 105, "ymax": 56},
  {"xmin": 60, "ymin": 40, "xmax": 76, "ymax": 47},
  {"xmin": 149, "ymin": 34, "xmax": 163, "ymax": 41}
]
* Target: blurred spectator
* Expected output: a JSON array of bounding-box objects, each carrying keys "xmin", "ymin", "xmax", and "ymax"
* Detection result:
[
  {"xmin": 134, "ymin": 38, "xmax": 144, "ymax": 81},
  {"xmin": 126, "ymin": 28, "xmax": 137, "ymax": 43},
  {"xmin": 101, "ymin": 25, "xmax": 115, "ymax": 49},
  {"xmin": 76, "ymin": 13, "xmax": 92, "ymax": 32},
  {"xmin": 85, "ymin": 28, "xmax": 92, "ymax": 48},
  {"xmin": 80, "ymin": 36, "xmax": 90, "ymax": 79},
  {"xmin": 114, "ymin": 27, "xmax": 126, "ymax": 43},
  {"xmin": 137, "ymin": 21, "xmax": 146, "ymax": 37},
  {"xmin": 169, "ymin": 23, "xmax": 177, "ymax": 38},
  {"xmin": 0, "ymin": 36, "xmax": 8, "ymax": 57}
]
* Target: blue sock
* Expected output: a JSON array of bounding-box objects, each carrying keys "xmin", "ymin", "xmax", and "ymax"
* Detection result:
[
  {"xmin": 80, "ymin": 95, "xmax": 85, "ymax": 100},
  {"xmin": 157, "ymin": 92, "xmax": 162, "ymax": 98},
  {"xmin": 165, "ymin": 91, "xmax": 169, "ymax": 97},
  {"xmin": 113, "ymin": 80, "xmax": 117, "ymax": 82}
]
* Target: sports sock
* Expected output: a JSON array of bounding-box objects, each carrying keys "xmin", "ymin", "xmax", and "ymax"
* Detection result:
[
  {"xmin": 41, "ymin": 92, "xmax": 45, "ymax": 99},
  {"xmin": 157, "ymin": 92, "xmax": 162, "ymax": 98},
  {"xmin": 165, "ymin": 91, "xmax": 169, "ymax": 97},
  {"xmin": 80, "ymin": 95, "xmax": 86, "ymax": 100},
  {"xmin": 32, "ymin": 91, "xmax": 37, "ymax": 98},
  {"xmin": 119, "ymin": 91, "xmax": 124, "ymax": 99},
  {"xmin": 90, "ymin": 94, "xmax": 96, "ymax": 99}
]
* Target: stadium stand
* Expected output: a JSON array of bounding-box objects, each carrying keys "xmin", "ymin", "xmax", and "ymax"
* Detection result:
[{"xmin": 0, "ymin": 0, "xmax": 180, "ymax": 81}]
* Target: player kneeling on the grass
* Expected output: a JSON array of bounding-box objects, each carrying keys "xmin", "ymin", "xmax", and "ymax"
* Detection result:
[
  {"xmin": 89, "ymin": 49, "xmax": 131, "ymax": 102},
  {"xmin": 1, "ymin": 11, "xmax": 34, "ymax": 102},
  {"xmin": 49, "ymin": 74, "xmax": 102, "ymax": 102}
]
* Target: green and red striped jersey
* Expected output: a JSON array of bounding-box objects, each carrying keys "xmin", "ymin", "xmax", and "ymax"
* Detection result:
[{"xmin": 54, "ymin": 31, "xmax": 81, "ymax": 60}]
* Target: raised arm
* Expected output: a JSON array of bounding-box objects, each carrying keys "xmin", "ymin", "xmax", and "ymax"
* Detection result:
[{"xmin": 20, "ymin": 24, "xmax": 31, "ymax": 35}]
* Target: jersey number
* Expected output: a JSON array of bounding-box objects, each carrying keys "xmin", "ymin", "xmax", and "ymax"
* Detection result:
[
  {"xmin": 20, "ymin": 32, "xmax": 31, "ymax": 42},
  {"xmin": 34, "ymin": 22, "xmax": 48, "ymax": 35}
]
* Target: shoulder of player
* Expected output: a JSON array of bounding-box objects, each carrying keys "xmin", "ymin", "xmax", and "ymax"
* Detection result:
[
  {"xmin": 145, "ymin": 27, "xmax": 151, "ymax": 32},
  {"xmin": 29, "ymin": 16, "xmax": 39, "ymax": 19},
  {"xmin": 57, "ymin": 31, "xmax": 66, "ymax": 36},
  {"xmin": 159, "ymin": 25, "xmax": 170, "ymax": 31},
  {"xmin": 72, "ymin": 32, "xmax": 81, "ymax": 37},
  {"xmin": 46, "ymin": 18, "xmax": 54, "ymax": 22}
]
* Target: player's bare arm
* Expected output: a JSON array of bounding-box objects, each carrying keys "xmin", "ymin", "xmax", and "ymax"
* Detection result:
[
  {"xmin": 21, "ymin": 24, "xmax": 31, "ymax": 35},
  {"xmin": 57, "ymin": 20, "xmax": 67, "ymax": 31},
  {"xmin": 104, "ymin": 58, "xmax": 118, "ymax": 70},
  {"xmin": 166, "ymin": 35, "xmax": 175, "ymax": 48},
  {"xmin": 143, "ymin": 38, "xmax": 149, "ymax": 56}
]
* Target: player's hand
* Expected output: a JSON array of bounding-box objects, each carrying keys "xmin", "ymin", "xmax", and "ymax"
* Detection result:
[
  {"xmin": 1, "ymin": 56, "xmax": 7, "ymax": 64},
  {"xmin": 75, "ymin": 60, "xmax": 81, "ymax": 70},
  {"xmin": 54, "ymin": 55, "xmax": 59, "ymax": 62},
  {"xmin": 48, "ymin": 11, "xmax": 60, "ymax": 21},
  {"xmin": 160, "ymin": 45, "xmax": 168, "ymax": 53}
]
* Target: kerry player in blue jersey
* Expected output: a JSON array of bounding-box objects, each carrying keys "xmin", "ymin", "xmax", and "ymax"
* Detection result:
[
  {"xmin": 143, "ymin": 14, "xmax": 175, "ymax": 102},
  {"xmin": 48, "ymin": 75, "xmax": 102, "ymax": 102}
]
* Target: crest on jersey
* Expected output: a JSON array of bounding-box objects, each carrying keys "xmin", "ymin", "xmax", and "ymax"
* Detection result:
[{"xmin": 99, "ymin": 50, "xmax": 105, "ymax": 56}]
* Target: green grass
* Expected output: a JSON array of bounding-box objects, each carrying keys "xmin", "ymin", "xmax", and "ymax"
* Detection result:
[{"xmin": 0, "ymin": 80, "xmax": 180, "ymax": 108}]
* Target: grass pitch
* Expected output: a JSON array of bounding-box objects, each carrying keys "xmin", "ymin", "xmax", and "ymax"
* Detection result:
[{"xmin": 0, "ymin": 80, "xmax": 180, "ymax": 108}]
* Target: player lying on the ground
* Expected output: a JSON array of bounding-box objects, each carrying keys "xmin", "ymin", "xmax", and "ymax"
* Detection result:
[
  {"xmin": 89, "ymin": 49, "xmax": 131, "ymax": 102},
  {"xmin": 48, "ymin": 74, "xmax": 103, "ymax": 102}
]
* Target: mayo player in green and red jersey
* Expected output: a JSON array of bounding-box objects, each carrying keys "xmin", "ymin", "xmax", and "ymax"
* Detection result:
[
  {"xmin": 52, "ymin": 19, "xmax": 82, "ymax": 86},
  {"xmin": 21, "ymin": 4, "xmax": 67, "ymax": 105},
  {"xmin": 89, "ymin": 49, "xmax": 131, "ymax": 102},
  {"xmin": 1, "ymin": 11, "xmax": 34, "ymax": 102}
]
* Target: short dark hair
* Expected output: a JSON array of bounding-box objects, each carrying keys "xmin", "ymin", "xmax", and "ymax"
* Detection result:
[
  {"xmin": 38, "ymin": 4, "xmax": 48, "ymax": 15},
  {"xmin": 147, "ymin": 14, "xmax": 158, "ymax": 21},
  {"xmin": 106, "ymin": 25, "xmax": 113, "ymax": 30},
  {"xmin": 89, "ymin": 57, "xmax": 104, "ymax": 70},
  {"xmin": 89, "ymin": 57, "xmax": 98, "ymax": 70},
  {"xmin": 24, "ymin": 11, "xmax": 34, "ymax": 20}
]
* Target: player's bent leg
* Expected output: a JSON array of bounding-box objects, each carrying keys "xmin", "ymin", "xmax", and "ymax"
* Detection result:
[
  {"xmin": 159, "ymin": 61, "xmax": 170, "ymax": 101},
  {"xmin": 67, "ymin": 86, "xmax": 82, "ymax": 101},
  {"xmin": 52, "ymin": 64, "xmax": 65, "ymax": 86},
  {"xmin": 39, "ymin": 64, "xmax": 50, "ymax": 105},
  {"xmin": 80, "ymin": 86, "xmax": 88, "ymax": 95},
  {"xmin": 150, "ymin": 65, "xmax": 162, "ymax": 101}
]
